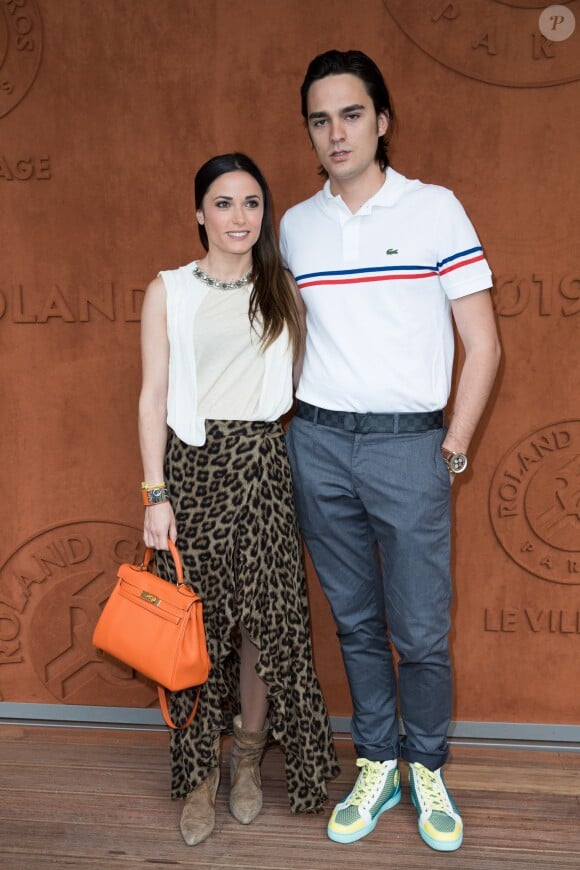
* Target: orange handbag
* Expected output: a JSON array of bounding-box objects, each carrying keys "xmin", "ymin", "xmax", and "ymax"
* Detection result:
[{"xmin": 92, "ymin": 539, "xmax": 211, "ymax": 730}]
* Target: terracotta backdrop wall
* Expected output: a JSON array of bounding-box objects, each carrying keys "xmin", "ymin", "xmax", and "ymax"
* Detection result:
[{"xmin": 1, "ymin": 0, "xmax": 579, "ymax": 727}]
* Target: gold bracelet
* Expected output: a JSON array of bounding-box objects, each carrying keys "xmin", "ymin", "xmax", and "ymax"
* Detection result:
[{"xmin": 141, "ymin": 481, "xmax": 166, "ymax": 491}]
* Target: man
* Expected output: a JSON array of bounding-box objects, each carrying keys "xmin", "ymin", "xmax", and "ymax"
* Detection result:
[{"xmin": 281, "ymin": 50, "xmax": 500, "ymax": 853}]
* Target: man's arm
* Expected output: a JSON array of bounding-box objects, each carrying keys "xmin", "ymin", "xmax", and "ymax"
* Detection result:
[
  {"xmin": 288, "ymin": 273, "xmax": 306, "ymax": 389},
  {"xmin": 443, "ymin": 289, "xmax": 501, "ymax": 460}
]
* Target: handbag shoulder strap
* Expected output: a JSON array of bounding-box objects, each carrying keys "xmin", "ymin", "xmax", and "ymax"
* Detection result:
[{"xmin": 158, "ymin": 685, "xmax": 201, "ymax": 730}]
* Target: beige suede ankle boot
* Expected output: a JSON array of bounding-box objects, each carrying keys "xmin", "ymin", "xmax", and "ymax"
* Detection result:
[
  {"xmin": 229, "ymin": 714, "xmax": 269, "ymax": 824},
  {"xmin": 180, "ymin": 742, "xmax": 221, "ymax": 846}
]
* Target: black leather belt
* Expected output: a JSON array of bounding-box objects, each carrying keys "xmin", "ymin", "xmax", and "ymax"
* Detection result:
[{"xmin": 294, "ymin": 401, "xmax": 444, "ymax": 434}]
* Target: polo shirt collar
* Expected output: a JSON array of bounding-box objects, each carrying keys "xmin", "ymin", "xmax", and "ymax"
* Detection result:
[{"xmin": 321, "ymin": 167, "xmax": 407, "ymax": 215}]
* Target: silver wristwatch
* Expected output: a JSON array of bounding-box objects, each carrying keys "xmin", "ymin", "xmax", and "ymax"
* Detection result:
[{"xmin": 440, "ymin": 448, "xmax": 468, "ymax": 474}]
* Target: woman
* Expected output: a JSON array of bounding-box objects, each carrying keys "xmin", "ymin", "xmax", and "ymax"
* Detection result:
[{"xmin": 138, "ymin": 153, "xmax": 339, "ymax": 846}]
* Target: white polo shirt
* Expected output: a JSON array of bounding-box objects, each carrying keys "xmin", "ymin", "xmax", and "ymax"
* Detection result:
[{"xmin": 280, "ymin": 168, "xmax": 493, "ymax": 413}]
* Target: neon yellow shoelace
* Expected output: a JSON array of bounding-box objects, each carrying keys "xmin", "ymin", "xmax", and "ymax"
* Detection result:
[
  {"xmin": 350, "ymin": 759, "xmax": 385, "ymax": 806},
  {"xmin": 414, "ymin": 765, "xmax": 452, "ymax": 813}
]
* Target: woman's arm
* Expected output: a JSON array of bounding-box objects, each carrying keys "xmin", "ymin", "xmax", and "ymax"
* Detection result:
[{"xmin": 138, "ymin": 276, "xmax": 177, "ymax": 549}]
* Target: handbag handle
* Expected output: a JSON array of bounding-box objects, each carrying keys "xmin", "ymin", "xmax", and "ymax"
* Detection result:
[
  {"xmin": 158, "ymin": 686, "xmax": 201, "ymax": 730},
  {"xmin": 142, "ymin": 538, "xmax": 184, "ymax": 585}
]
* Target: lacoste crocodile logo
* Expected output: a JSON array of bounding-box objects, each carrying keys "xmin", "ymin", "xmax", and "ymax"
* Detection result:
[{"xmin": 386, "ymin": 248, "xmax": 398, "ymax": 255}]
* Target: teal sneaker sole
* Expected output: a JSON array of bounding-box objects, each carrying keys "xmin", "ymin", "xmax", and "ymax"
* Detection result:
[
  {"xmin": 327, "ymin": 784, "xmax": 402, "ymax": 844},
  {"xmin": 411, "ymin": 793, "xmax": 463, "ymax": 852},
  {"xmin": 416, "ymin": 824, "xmax": 463, "ymax": 852}
]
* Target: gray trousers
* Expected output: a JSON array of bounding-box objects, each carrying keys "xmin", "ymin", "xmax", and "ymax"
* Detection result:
[{"xmin": 285, "ymin": 414, "xmax": 453, "ymax": 770}]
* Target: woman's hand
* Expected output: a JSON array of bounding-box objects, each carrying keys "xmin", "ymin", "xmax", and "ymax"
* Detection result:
[{"xmin": 143, "ymin": 501, "xmax": 177, "ymax": 550}]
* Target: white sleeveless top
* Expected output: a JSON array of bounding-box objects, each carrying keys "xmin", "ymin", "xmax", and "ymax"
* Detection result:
[
  {"xmin": 159, "ymin": 261, "xmax": 293, "ymax": 446},
  {"xmin": 194, "ymin": 283, "xmax": 264, "ymax": 419}
]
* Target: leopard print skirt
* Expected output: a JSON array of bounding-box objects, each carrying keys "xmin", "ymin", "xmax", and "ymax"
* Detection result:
[{"xmin": 155, "ymin": 420, "xmax": 340, "ymax": 813}]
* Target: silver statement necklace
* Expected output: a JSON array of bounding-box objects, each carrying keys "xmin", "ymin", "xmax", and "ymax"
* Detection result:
[{"xmin": 192, "ymin": 262, "xmax": 252, "ymax": 291}]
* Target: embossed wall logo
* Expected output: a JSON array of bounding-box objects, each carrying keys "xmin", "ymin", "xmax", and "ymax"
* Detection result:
[
  {"xmin": 490, "ymin": 421, "xmax": 580, "ymax": 584},
  {"xmin": 0, "ymin": 520, "xmax": 156, "ymax": 706},
  {"xmin": 0, "ymin": 0, "xmax": 43, "ymax": 119},
  {"xmin": 383, "ymin": 0, "xmax": 580, "ymax": 88}
]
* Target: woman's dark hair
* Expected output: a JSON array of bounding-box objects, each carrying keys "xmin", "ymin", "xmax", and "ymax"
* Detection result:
[
  {"xmin": 194, "ymin": 153, "xmax": 302, "ymax": 356},
  {"xmin": 300, "ymin": 49, "xmax": 396, "ymax": 172}
]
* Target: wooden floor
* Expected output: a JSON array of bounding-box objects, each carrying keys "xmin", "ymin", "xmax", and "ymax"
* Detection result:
[{"xmin": 0, "ymin": 725, "xmax": 579, "ymax": 869}]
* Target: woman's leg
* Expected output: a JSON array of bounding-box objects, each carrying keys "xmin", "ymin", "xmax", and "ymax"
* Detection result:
[
  {"xmin": 239, "ymin": 624, "xmax": 269, "ymax": 730},
  {"xmin": 230, "ymin": 624, "xmax": 270, "ymax": 824}
]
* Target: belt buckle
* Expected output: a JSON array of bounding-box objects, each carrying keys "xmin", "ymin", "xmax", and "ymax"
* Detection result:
[
  {"xmin": 343, "ymin": 413, "xmax": 372, "ymax": 434},
  {"xmin": 342, "ymin": 412, "xmax": 357, "ymax": 432},
  {"xmin": 357, "ymin": 414, "xmax": 372, "ymax": 434}
]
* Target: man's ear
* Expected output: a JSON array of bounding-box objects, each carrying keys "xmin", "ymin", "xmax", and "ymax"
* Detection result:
[{"xmin": 378, "ymin": 111, "xmax": 389, "ymax": 138}]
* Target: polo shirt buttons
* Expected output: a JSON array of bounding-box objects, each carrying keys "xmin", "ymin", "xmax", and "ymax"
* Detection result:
[{"xmin": 342, "ymin": 217, "xmax": 360, "ymax": 263}]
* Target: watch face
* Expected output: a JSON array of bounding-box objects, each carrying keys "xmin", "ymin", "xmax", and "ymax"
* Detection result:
[
  {"xmin": 149, "ymin": 488, "xmax": 165, "ymax": 503},
  {"xmin": 449, "ymin": 453, "xmax": 468, "ymax": 473}
]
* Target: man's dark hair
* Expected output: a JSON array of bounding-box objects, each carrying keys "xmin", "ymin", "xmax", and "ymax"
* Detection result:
[{"xmin": 300, "ymin": 49, "xmax": 396, "ymax": 171}]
